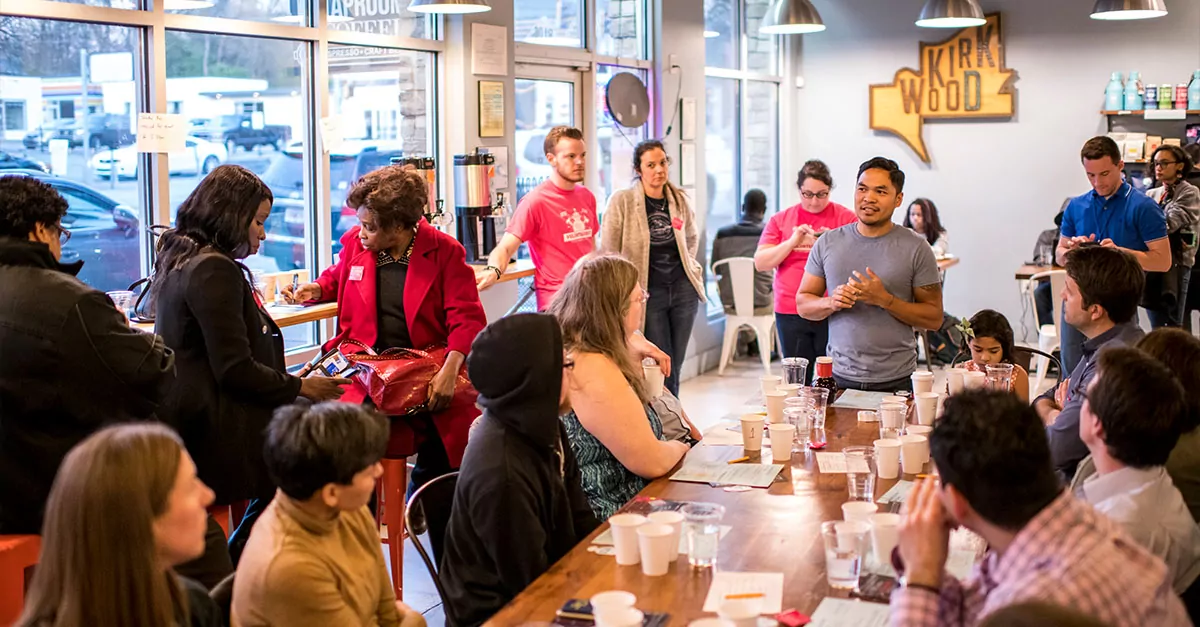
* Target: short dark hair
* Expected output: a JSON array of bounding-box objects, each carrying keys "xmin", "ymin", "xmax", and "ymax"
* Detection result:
[
  {"xmin": 796, "ymin": 159, "xmax": 833, "ymax": 189},
  {"xmin": 264, "ymin": 401, "xmax": 390, "ymax": 500},
  {"xmin": 1090, "ymin": 347, "xmax": 1186, "ymax": 468},
  {"xmin": 0, "ymin": 175, "xmax": 68, "ymax": 239},
  {"xmin": 543, "ymin": 126, "xmax": 584, "ymax": 157},
  {"xmin": 1081, "ymin": 136, "xmax": 1122, "ymax": 164},
  {"xmin": 856, "ymin": 156, "xmax": 905, "ymax": 194},
  {"xmin": 1064, "ymin": 245, "xmax": 1144, "ymax": 324},
  {"xmin": 346, "ymin": 165, "xmax": 427, "ymax": 231},
  {"xmin": 742, "ymin": 189, "xmax": 767, "ymax": 218},
  {"xmin": 1137, "ymin": 328, "xmax": 1200, "ymax": 432},
  {"xmin": 967, "ymin": 309, "xmax": 1015, "ymax": 364},
  {"xmin": 1151, "ymin": 144, "xmax": 1194, "ymax": 180},
  {"xmin": 931, "ymin": 391, "xmax": 1061, "ymax": 530}
]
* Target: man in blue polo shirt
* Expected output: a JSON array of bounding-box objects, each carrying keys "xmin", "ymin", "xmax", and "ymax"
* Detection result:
[{"xmin": 1056, "ymin": 136, "xmax": 1169, "ymax": 372}]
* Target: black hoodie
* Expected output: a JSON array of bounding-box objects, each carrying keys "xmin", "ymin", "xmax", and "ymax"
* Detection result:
[{"xmin": 440, "ymin": 314, "xmax": 599, "ymax": 627}]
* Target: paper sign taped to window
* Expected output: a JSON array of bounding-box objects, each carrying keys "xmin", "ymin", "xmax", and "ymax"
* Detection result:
[
  {"xmin": 319, "ymin": 116, "xmax": 343, "ymax": 152},
  {"xmin": 136, "ymin": 113, "xmax": 186, "ymax": 153}
]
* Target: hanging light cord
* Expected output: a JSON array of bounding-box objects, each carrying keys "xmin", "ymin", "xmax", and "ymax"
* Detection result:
[{"xmin": 662, "ymin": 66, "xmax": 684, "ymax": 138}]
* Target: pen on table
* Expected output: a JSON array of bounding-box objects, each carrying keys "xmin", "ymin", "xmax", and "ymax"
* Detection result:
[
  {"xmin": 727, "ymin": 456, "xmax": 750, "ymax": 465},
  {"xmin": 291, "ymin": 273, "xmax": 299, "ymax": 303},
  {"xmin": 724, "ymin": 593, "xmax": 764, "ymax": 600}
]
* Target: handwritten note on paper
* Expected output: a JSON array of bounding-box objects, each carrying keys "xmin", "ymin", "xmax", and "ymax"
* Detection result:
[
  {"xmin": 809, "ymin": 597, "xmax": 889, "ymax": 627},
  {"xmin": 876, "ymin": 480, "xmax": 915, "ymax": 505},
  {"xmin": 815, "ymin": 452, "xmax": 871, "ymax": 474},
  {"xmin": 319, "ymin": 116, "xmax": 343, "ymax": 152},
  {"xmin": 670, "ymin": 461, "xmax": 782, "ymax": 488},
  {"xmin": 831, "ymin": 390, "xmax": 894, "ymax": 410},
  {"xmin": 136, "ymin": 113, "xmax": 185, "ymax": 153},
  {"xmin": 702, "ymin": 572, "xmax": 784, "ymax": 614}
]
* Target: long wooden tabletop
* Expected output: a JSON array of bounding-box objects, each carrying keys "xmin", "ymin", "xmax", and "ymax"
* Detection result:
[
  {"xmin": 486, "ymin": 403, "xmax": 927, "ymax": 625},
  {"xmin": 1014, "ymin": 264, "xmax": 1062, "ymax": 280}
]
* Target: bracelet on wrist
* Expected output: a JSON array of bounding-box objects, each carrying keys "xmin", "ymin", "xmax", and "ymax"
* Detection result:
[{"xmin": 485, "ymin": 265, "xmax": 502, "ymax": 280}]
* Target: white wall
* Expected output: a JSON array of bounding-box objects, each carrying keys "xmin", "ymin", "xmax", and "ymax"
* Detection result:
[{"xmin": 789, "ymin": 0, "xmax": 1200, "ymax": 340}]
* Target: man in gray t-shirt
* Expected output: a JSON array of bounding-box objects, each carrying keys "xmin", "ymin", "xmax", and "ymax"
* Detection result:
[{"xmin": 797, "ymin": 157, "xmax": 943, "ymax": 390}]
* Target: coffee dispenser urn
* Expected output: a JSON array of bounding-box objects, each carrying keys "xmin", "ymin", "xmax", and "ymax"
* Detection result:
[
  {"xmin": 453, "ymin": 148, "xmax": 502, "ymax": 263},
  {"xmin": 390, "ymin": 156, "xmax": 446, "ymax": 225}
]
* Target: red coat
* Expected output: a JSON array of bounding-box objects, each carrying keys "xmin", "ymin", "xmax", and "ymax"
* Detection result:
[{"xmin": 315, "ymin": 221, "xmax": 486, "ymax": 465}]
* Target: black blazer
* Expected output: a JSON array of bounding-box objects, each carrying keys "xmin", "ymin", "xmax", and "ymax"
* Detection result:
[{"xmin": 156, "ymin": 251, "xmax": 301, "ymax": 503}]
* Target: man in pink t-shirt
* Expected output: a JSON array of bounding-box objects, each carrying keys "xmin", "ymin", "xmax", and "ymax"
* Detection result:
[
  {"xmin": 754, "ymin": 160, "xmax": 856, "ymax": 381},
  {"xmin": 476, "ymin": 126, "xmax": 597, "ymax": 310}
]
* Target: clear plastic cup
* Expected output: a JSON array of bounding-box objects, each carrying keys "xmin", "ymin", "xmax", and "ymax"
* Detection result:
[
  {"xmin": 799, "ymin": 387, "xmax": 829, "ymax": 429},
  {"xmin": 683, "ymin": 502, "xmax": 725, "ymax": 568},
  {"xmin": 105, "ymin": 290, "xmax": 135, "ymax": 319},
  {"xmin": 843, "ymin": 446, "xmax": 877, "ymax": 501},
  {"xmin": 782, "ymin": 357, "xmax": 809, "ymax": 385},
  {"xmin": 822, "ymin": 520, "xmax": 868, "ymax": 590},
  {"xmin": 986, "ymin": 363, "xmax": 1014, "ymax": 393}
]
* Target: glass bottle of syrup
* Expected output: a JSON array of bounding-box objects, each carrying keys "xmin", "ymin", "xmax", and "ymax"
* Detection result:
[{"xmin": 813, "ymin": 356, "xmax": 838, "ymax": 398}]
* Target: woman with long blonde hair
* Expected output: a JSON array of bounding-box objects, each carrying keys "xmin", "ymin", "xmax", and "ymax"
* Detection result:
[
  {"xmin": 17, "ymin": 424, "xmax": 221, "ymax": 627},
  {"xmin": 548, "ymin": 255, "xmax": 690, "ymax": 519}
]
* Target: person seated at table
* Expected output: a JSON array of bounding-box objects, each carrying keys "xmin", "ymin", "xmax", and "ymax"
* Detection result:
[
  {"xmin": 284, "ymin": 165, "xmax": 487, "ymax": 501},
  {"xmin": 1139, "ymin": 328, "xmax": 1200, "ymax": 522},
  {"xmin": 1067, "ymin": 346, "xmax": 1200, "ymax": 594},
  {"xmin": 712, "ymin": 188, "xmax": 773, "ymax": 316},
  {"xmin": 892, "ymin": 390, "xmax": 1188, "ymax": 626},
  {"xmin": 232, "ymin": 402, "xmax": 425, "ymax": 627},
  {"xmin": 903, "ymin": 197, "xmax": 949, "ymax": 257},
  {"xmin": 16, "ymin": 424, "xmax": 221, "ymax": 627},
  {"xmin": 0, "ymin": 175, "xmax": 176, "ymax": 537},
  {"xmin": 548, "ymin": 255, "xmax": 690, "ymax": 520},
  {"xmin": 1033, "ymin": 244, "xmax": 1145, "ymax": 481},
  {"xmin": 440, "ymin": 314, "xmax": 599, "ymax": 627},
  {"xmin": 1032, "ymin": 203, "xmax": 1066, "ymax": 328},
  {"xmin": 960, "ymin": 309, "xmax": 1030, "ymax": 403}
]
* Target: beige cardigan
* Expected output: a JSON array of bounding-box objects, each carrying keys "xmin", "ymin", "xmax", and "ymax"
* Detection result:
[{"xmin": 600, "ymin": 180, "xmax": 706, "ymax": 302}]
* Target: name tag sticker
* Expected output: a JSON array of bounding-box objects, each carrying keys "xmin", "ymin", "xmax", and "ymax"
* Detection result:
[{"xmin": 349, "ymin": 266, "xmax": 364, "ymax": 281}]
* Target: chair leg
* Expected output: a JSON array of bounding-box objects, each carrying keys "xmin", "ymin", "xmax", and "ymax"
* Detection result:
[
  {"xmin": 1035, "ymin": 334, "xmax": 1051, "ymax": 391},
  {"xmin": 718, "ymin": 322, "xmax": 737, "ymax": 376},
  {"xmin": 379, "ymin": 457, "xmax": 406, "ymax": 601},
  {"xmin": 753, "ymin": 318, "xmax": 774, "ymax": 376}
]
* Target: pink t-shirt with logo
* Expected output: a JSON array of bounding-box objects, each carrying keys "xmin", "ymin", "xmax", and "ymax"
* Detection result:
[
  {"xmin": 506, "ymin": 179, "xmax": 598, "ymax": 310},
  {"xmin": 759, "ymin": 201, "xmax": 857, "ymax": 314}
]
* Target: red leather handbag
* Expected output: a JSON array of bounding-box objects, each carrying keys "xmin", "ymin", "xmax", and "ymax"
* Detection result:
[{"xmin": 338, "ymin": 339, "xmax": 476, "ymax": 416}]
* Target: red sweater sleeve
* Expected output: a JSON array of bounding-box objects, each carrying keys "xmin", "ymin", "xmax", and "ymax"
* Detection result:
[{"xmin": 313, "ymin": 227, "xmax": 361, "ymax": 304}]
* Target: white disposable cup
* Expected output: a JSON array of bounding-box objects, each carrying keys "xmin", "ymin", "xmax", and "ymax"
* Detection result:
[
  {"xmin": 871, "ymin": 513, "xmax": 902, "ymax": 566},
  {"xmin": 873, "ymin": 438, "xmax": 902, "ymax": 479},
  {"xmin": 595, "ymin": 607, "xmax": 645, "ymax": 627},
  {"xmin": 739, "ymin": 415, "xmax": 765, "ymax": 452},
  {"xmin": 833, "ymin": 519, "xmax": 871, "ymax": 553},
  {"xmin": 882, "ymin": 395, "xmax": 908, "ymax": 406},
  {"xmin": 643, "ymin": 364, "xmax": 665, "ymax": 399},
  {"xmin": 900, "ymin": 435, "xmax": 928, "ymax": 475},
  {"xmin": 777, "ymin": 384, "xmax": 802, "ymax": 398},
  {"xmin": 911, "ymin": 372, "xmax": 934, "ymax": 394},
  {"xmin": 906, "ymin": 425, "xmax": 933, "ymax": 463},
  {"xmin": 608, "ymin": 514, "xmax": 646, "ymax": 565},
  {"xmin": 717, "ymin": 598, "xmax": 761, "ymax": 627},
  {"xmin": 947, "ymin": 368, "xmax": 968, "ymax": 395},
  {"xmin": 963, "ymin": 371, "xmax": 986, "ymax": 390},
  {"xmin": 842, "ymin": 501, "xmax": 878, "ymax": 524},
  {"xmin": 590, "ymin": 591, "xmax": 637, "ymax": 616},
  {"xmin": 647, "ymin": 510, "xmax": 684, "ymax": 558},
  {"xmin": 764, "ymin": 391, "xmax": 788, "ymax": 424},
  {"xmin": 637, "ymin": 523, "xmax": 674, "ymax": 576},
  {"xmin": 858, "ymin": 410, "xmax": 879, "ymax": 423},
  {"xmin": 880, "ymin": 403, "xmax": 906, "ymax": 429},
  {"xmin": 768, "ymin": 423, "xmax": 795, "ymax": 462},
  {"xmin": 915, "ymin": 392, "xmax": 939, "ymax": 426},
  {"xmin": 689, "ymin": 620, "xmax": 736, "ymax": 627},
  {"xmin": 759, "ymin": 375, "xmax": 782, "ymax": 397}
]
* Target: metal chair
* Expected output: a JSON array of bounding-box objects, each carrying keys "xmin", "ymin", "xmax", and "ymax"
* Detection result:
[
  {"xmin": 711, "ymin": 257, "xmax": 775, "ymax": 375},
  {"xmin": 1026, "ymin": 270, "xmax": 1067, "ymax": 390},
  {"xmin": 209, "ymin": 572, "xmax": 235, "ymax": 627},
  {"xmin": 405, "ymin": 472, "xmax": 459, "ymax": 606}
]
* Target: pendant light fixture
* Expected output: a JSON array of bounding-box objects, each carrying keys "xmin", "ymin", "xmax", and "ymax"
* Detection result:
[
  {"xmin": 915, "ymin": 0, "xmax": 986, "ymax": 28},
  {"xmin": 1090, "ymin": 0, "xmax": 1167, "ymax": 20},
  {"xmin": 407, "ymin": 0, "xmax": 491, "ymax": 14},
  {"xmin": 760, "ymin": 0, "xmax": 825, "ymax": 35}
]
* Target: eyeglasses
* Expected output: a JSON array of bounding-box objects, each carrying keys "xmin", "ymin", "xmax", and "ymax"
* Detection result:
[
  {"xmin": 55, "ymin": 224, "xmax": 72, "ymax": 245},
  {"xmin": 1153, "ymin": 160, "xmax": 1179, "ymax": 168},
  {"xmin": 634, "ymin": 288, "xmax": 650, "ymax": 304},
  {"xmin": 801, "ymin": 191, "xmax": 830, "ymax": 200}
]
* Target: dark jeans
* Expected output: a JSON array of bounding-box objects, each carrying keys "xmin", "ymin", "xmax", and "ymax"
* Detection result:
[
  {"xmin": 407, "ymin": 414, "xmax": 454, "ymax": 495},
  {"xmin": 833, "ymin": 374, "xmax": 914, "ymax": 393},
  {"xmin": 1147, "ymin": 268, "xmax": 1193, "ymax": 329},
  {"xmin": 174, "ymin": 515, "xmax": 234, "ymax": 590},
  {"xmin": 1034, "ymin": 280, "xmax": 1054, "ymax": 327},
  {"xmin": 1189, "ymin": 265, "xmax": 1200, "ymax": 333},
  {"xmin": 776, "ymin": 313, "xmax": 827, "ymax": 385},
  {"xmin": 644, "ymin": 281, "xmax": 700, "ymax": 397}
]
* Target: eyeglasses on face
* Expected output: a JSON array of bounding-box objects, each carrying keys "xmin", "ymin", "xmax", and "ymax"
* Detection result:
[
  {"xmin": 1153, "ymin": 160, "xmax": 1179, "ymax": 168},
  {"xmin": 801, "ymin": 191, "xmax": 830, "ymax": 200},
  {"xmin": 55, "ymin": 224, "xmax": 72, "ymax": 245},
  {"xmin": 634, "ymin": 288, "xmax": 650, "ymax": 304}
]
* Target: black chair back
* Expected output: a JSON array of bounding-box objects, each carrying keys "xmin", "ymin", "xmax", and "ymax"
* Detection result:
[
  {"xmin": 406, "ymin": 472, "xmax": 458, "ymax": 606},
  {"xmin": 209, "ymin": 572, "xmax": 235, "ymax": 626}
]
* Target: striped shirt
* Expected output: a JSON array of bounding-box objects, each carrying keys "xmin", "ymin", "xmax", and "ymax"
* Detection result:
[{"xmin": 889, "ymin": 492, "xmax": 1190, "ymax": 627}]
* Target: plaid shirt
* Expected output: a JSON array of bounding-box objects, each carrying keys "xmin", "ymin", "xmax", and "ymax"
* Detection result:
[{"xmin": 890, "ymin": 492, "xmax": 1191, "ymax": 627}]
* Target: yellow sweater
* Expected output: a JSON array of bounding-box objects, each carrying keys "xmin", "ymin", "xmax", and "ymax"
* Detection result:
[{"xmin": 231, "ymin": 491, "xmax": 422, "ymax": 627}]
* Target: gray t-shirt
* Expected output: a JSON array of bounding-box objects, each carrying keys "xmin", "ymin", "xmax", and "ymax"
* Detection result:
[{"xmin": 805, "ymin": 223, "xmax": 942, "ymax": 383}]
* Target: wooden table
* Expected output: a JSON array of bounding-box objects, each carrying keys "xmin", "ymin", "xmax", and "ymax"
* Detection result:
[
  {"xmin": 1014, "ymin": 264, "xmax": 1061, "ymax": 280},
  {"xmin": 487, "ymin": 405, "xmax": 924, "ymax": 625}
]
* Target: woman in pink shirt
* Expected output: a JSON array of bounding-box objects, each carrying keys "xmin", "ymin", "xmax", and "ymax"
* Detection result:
[{"xmin": 754, "ymin": 160, "xmax": 856, "ymax": 382}]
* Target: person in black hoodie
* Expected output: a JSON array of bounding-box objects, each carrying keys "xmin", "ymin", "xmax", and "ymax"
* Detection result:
[
  {"xmin": 0, "ymin": 174, "xmax": 175, "ymax": 535},
  {"xmin": 440, "ymin": 314, "xmax": 599, "ymax": 627}
]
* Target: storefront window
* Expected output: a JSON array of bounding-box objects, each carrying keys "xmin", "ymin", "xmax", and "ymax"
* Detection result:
[
  {"xmin": 596, "ymin": 0, "xmax": 645, "ymax": 59},
  {"xmin": 514, "ymin": 0, "xmax": 583, "ymax": 47},
  {"xmin": 704, "ymin": 76, "xmax": 739, "ymax": 310},
  {"xmin": 743, "ymin": 80, "xmax": 778, "ymax": 211},
  {"xmin": 0, "ymin": 17, "xmax": 144, "ymax": 294},
  {"xmin": 704, "ymin": 0, "xmax": 736, "ymax": 69},
  {"xmin": 514, "ymin": 77, "xmax": 575, "ymax": 204},
  {"xmin": 743, "ymin": 0, "xmax": 778, "ymax": 75},
  {"xmin": 168, "ymin": 0, "xmax": 305, "ymax": 26},
  {"xmin": 326, "ymin": 1, "xmax": 432, "ymax": 38}
]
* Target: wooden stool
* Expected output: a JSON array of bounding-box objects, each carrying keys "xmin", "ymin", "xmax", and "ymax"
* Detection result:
[
  {"xmin": 0, "ymin": 535, "xmax": 41, "ymax": 625},
  {"xmin": 376, "ymin": 457, "xmax": 407, "ymax": 601}
]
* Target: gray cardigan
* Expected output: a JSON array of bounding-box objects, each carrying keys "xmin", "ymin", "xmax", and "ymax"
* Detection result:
[
  {"xmin": 1148, "ymin": 180, "xmax": 1200, "ymax": 268},
  {"xmin": 600, "ymin": 180, "xmax": 706, "ymax": 302}
]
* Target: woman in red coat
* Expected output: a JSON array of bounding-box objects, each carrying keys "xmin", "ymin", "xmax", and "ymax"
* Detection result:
[{"xmin": 285, "ymin": 165, "xmax": 486, "ymax": 490}]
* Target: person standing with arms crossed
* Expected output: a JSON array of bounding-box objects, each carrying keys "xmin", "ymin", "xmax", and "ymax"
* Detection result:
[
  {"xmin": 795, "ymin": 157, "xmax": 943, "ymax": 392},
  {"xmin": 754, "ymin": 160, "xmax": 856, "ymax": 382},
  {"xmin": 1057, "ymin": 136, "xmax": 1169, "ymax": 371}
]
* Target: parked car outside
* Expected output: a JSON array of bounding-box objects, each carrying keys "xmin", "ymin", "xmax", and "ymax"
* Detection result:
[
  {"xmin": 0, "ymin": 151, "xmax": 49, "ymax": 173},
  {"xmin": 22, "ymin": 114, "xmax": 133, "ymax": 150},
  {"xmin": 90, "ymin": 136, "xmax": 227, "ymax": 179},
  {"xmin": 191, "ymin": 114, "xmax": 291, "ymax": 153}
]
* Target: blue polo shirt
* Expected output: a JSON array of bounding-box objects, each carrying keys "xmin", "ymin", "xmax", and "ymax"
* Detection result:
[{"xmin": 1060, "ymin": 182, "xmax": 1167, "ymax": 250}]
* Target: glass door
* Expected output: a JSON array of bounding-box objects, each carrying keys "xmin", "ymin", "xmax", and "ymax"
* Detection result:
[{"xmin": 513, "ymin": 67, "xmax": 582, "ymax": 206}]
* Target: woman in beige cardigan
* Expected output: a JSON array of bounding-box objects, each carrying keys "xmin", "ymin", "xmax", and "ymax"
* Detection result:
[{"xmin": 601, "ymin": 139, "xmax": 706, "ymax": 397}]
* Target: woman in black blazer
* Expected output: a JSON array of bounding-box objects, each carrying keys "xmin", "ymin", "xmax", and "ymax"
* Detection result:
[{"xmin": 152, "ymin": 165, "xmax": 347, "ymax": 587}]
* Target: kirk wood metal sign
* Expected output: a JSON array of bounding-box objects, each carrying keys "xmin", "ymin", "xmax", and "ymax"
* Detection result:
[{"xmin": 869, "ymin": 14, "xmax": 1018, "ymax": 163}]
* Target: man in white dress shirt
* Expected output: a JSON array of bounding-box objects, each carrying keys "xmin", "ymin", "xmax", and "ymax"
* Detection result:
[{"xmin": 1071, "ymin": 345, "xmax": 1200, "ymax": 594}]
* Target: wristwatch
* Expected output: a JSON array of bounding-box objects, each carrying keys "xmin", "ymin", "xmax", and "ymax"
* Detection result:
[
  {"xmin": 899, "ymin": 574, "xmax": 941, "ymax": 594},
  {"xmin": 484, "ymin": 265, "xmax": 502, "ymax": 280}
]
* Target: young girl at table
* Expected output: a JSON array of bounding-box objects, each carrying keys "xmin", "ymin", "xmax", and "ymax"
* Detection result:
[{"xmin": 960, "ymin": 310, "xmax": 1030, "ymax": 403}]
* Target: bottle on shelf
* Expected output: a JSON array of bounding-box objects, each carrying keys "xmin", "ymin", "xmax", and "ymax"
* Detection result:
[
  {"xmin": 812, "ymin": 357, "xmax": 838, "ymax": 398},
  {"xmin": 1105, "ymin": 72, "xmax": 1125, "ymax": 110},
  {"xmin": 1160, "ymin": 84, "xmax": 1174, "ymax": 110},
  {"xmin": 1177, "ymin": 84, "xmax": 1190, "ymax": 110},
  {"xmin": 1124, "ymin": 71, "xmax": 1143, "ymax": 111},
  {"xmin": 1190, "ymin": 70, "xmax": 1200, "ymax": 110},
  {"xmin": 1146, "ymin": 84, "xmax": 1159, "ymax": 110}
]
